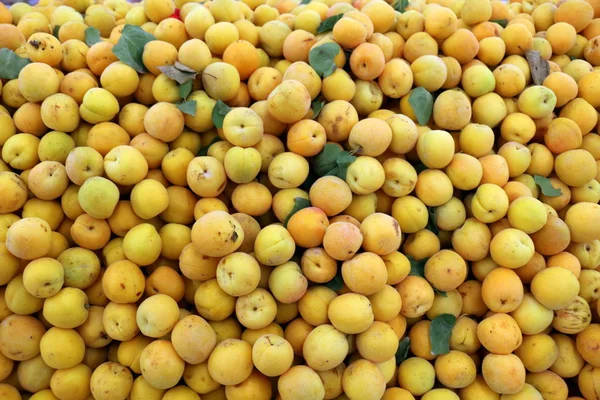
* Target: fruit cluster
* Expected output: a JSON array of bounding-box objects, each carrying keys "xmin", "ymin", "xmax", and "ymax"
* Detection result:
[{"xmin": 1, "ymin": 0, "xmax": 600, "ymax": 399}]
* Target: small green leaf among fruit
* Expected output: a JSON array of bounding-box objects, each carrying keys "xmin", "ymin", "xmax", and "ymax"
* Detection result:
[
  {"xmin": 211, "ymin": 99, "xmax": 232, "ymax": 129},
  {"xmin": 0, "ymin": 48, "xmax": 31, "ymax": 79},
  {"xmin": 175, "ymin": 100, "xmax": 197, "ymax": 116},
  {"xmin": 534, "ymin": 175, "xmax": 562, "ymax": 197},
  {"xmin": 408, "ymin": 86, "xmax": 434, "ymax": 126},
  {"xmin": 84, "ymin": 27, "xmax": 101, "ymax": 47},
  {"xmin": 112, "ymin": 24, "xmax": 155, "ymax": 73},
  {"xmin": 309, "ymin": 43, "xmax": 340, "ymax": 78},
  {"xmin": 316, "ymin": 14, "xmax": 344, "ymax": 34},
  {"xmin": 430, "ymin": 314, "xmax": 457, "ymax": 356}
]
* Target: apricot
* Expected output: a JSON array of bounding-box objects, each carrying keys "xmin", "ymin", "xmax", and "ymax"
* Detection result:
[{"xmin": 323, "ymin": 221, "xmax": 363, "ymax": 261}]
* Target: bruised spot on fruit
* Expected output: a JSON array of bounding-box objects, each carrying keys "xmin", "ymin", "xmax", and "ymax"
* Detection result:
[
  {"xmin": 392, "ymin": 220, "xmax": 400, "ymax": 235},
  {"xmin": 230, "ymin": 227, "xmax": 238, "ymax": 242}
]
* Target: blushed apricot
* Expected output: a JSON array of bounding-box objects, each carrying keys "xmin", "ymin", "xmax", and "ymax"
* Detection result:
[
  {"xmin": 282, "ymin": 61, "xmax": 322, "ymax": 100},
  {"xmin": 266, "ymin": 79, "xmax": 311, "ymax": 124},
  {"xmin": 333, "ymin": 17, "xmax": 367, "ymax": 49},
  {"xmin": 482, "ymin": 353, "xmax": 526, "ymax": 395},
  {"xmin": 442, "ymin": 29, "xmax": 479, "ymax": 64},
  {"xmin": 367, "ymin": 33, "xmax": 393, "ymax": 64},
  {"xmin": 530, "ymin": 214, "xmax": 571, "ymax": 256},
  {"xmin": 342, "ymin": 252, "xmax": 388, "ymax": 296},
  {"xmin": 322, "ymin": 221, "xmax": 363, "ymax": 262},
  {"xmin": 396, "ymin": 275, "xmax": 435, "ymax": 318},
  {"xmin": 0, "ymin": 24, "xmax": 25, "ymax": 50},
  {"xmin": 318, "ymin": 100, "xmax": 360, "ymax": 143},
  {"xmin": 545, "ymin": 252, "xmax": 581, "ymax": 280},
  {"xmin": 360, "ymin": 0, "xmax": 395, "ymax": 33},
  {"xmin": 583, "ymin": 21, "xmax": 600, "ymax": 45},
  {"xmin": 559, "ymin": 98, "xmax": 598, "ymax": 135},
  {"xmin": 282, "ymin": 29, "xmax": 315, "ymax": 63},
  {"xmin": 70, "ymin": 214, "xmax": 111, "ymax": 251},
  {"xmin": 424, "ymin": 5, "xmax": 457, "ymax": 40},
  {"xmin": 395, "ymin": 8, "xmax": 424, "ymax": 39},
  {"xmin": 349, "ymin": 43, "xmax": 386, "ymax": 81},
  {"xmin": 286, "ymin": 119, "xmax": 326, "ymax": 157},
  {"xmin": 178, "ymin": 39, "xmax": 211, "ymax": 74},
  {"xmin": 578, "ymin": 71, "xmax": 600, "ymax": 108},
  {"xmin": 145, "ymin": 265, "xmax": 185, "ymax": 302},
  {"xmin": 478, "ymin": 154, "xmax": 510, "ymax": 187},
  {"xmin": 6, "ymin": 217, "xmax": 51, "ymax": 260},
  {"xmin": 555, "ymin": 149, "xmax": 598, "ymax": 188},
  {"xmin": 477, "ymin": 36, "xmax": 506, "ymax": 67},
  {"xmin": 543, "ymin": 72, "xmax": 578, "ymax": 108},
  {"xmin": 223, "ymin": 40, "xmax": 260, "ymax": 80},
  {"xmin": 555, "ymin": 0, "xmax": 594, "ymax": 33},
  {"xmin": 503, "ymin": 181, "xmax": 533, "ymax": 203},
  {"xmin": 424, "ymin": 250, "xmax": 468, "ymax": 292},
  {"xmin": 482, "ymin": 267, "xmax": 524, "ymax": 313},
  {"xmin": 500, "ymin": 23, "xmax": 533, "ymax": 56},
  {"xmin": 546, "ymin": 22, "xmax": 577, "ymax": 55},
  {"xmin": 309, "ymin": 175, "xmax": 353, "ymax": 217},
  {"xmin": 497, "ymin": 142, "xmax": 531, "ymax": 178},
  {"xmin": 347, "ymin": 118, "xmax": 392, "ymax": 157},
  {"xmin": 411, "ymin": 55, "xmax": 448, "ymax": 92},
  {"xmin": 471, "ymin": 21, "xmax": 499, "ymax": 42},
  {"xmin": 403, "ymin": 32, "xmax": 438, "ymax": 63},
  {"xmin": 494, "ymin": 64, "xmax": 527, "ymax": 98},
  {"xmin": 477, "ymin": 313, "xmax": 523, "ymax": 355},
  {"xmin": 432, "ymin": 89, "xmax": 472, "ymax": 130},
  {"xmin": 544, "ymin": 117, "xmax": 582, "ymax": 155},
  {"xmin": 287, "ymin": 207, "xmax": 329, "ymax": 248}
]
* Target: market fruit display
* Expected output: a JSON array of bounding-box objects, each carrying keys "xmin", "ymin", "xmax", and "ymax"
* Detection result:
[{"xmin": 2, "ymin": 0, "xmax": 600, "ymax": 398}]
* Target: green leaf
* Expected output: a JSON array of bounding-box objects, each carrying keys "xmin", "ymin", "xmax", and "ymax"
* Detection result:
[
  {"xmin": 309, "ymin": 43, "xmax": 340, "ymax": 78},
  {"xmin": 490, "ymin": 19, "xmax": 508, "ymax": 28},
  {"xmin": 326, "ymin": 165, "xmax": 346, "ymax": 180},
  {"xmin": 301, "ymin": 0, "xmax": 311, "ymax": 4},
  {"xmin": 413, "ymin": 162, "xmax": 427, "ymax": 174},
  {"xmin": 53, "ymin": 25, "xmax": 61, "ymax": 38},
  {"xmin": 313, "ymin": 143, "xmax": 344, "ymax": 176},
  {"xmin": 408, "ymin": 87, "xmax": 434, "ymax": 126},
  {"xmin": 324, "ymin": 268, "xmax": 344, "ymax": 291},
  {"xmin": 569, "ymin": 55, "xmax": 577, "ymax": 61},
  {"xmin": 407, "ymin": 256, "xmax": 427, "ymax": 278},
  {"xmin": 435, "ymin": 289, "xmax": 448, "ymax": 297},
  {"xmin": 198, "ymin": 136, "xmax": 222, "ymax": 157},
  {"xmin": 430, "ymin": 314, "xmax": 457, "ymax": 356},
  {"xmin": 112, "ymin": 24, "xmax": 155, "ymax": 73},
  {"xmin": 283, "ymin": 197, "xmax": 311, "ymax": 228},
  {"xmin": 324, "ymin": 150, "xmax": 357, "ymax": 180},
  {"xmin": 393, "ymin": 0, "xmax": 409, "ymax": 12},
  {"xmin": 317, "ymin": 14, "xmax": 344, "ymax": 34},
  {"xmin": 176, "ymin": 100, "xmax": 197, "ymax": 116},
  {"xmin": 342, "ymin": 48, "xmax": 353, "ymax": 73},
  {"xmin": 312, "ymin": 144, "xmax": 356, "ymax": 180},
  {"xmin": 426, "ymin": 207, "xmax": 438, "ymax": 235},
  {"xmin": 0, "ymin": 48, "xmax": 31, "ymax": 80},
  {"xmin": 395, "ymin": 337, "xmax": 411, "ymax": 365},
  {"xmin": 179, "ymin": 80, "xmax": 193, "ymax": 99},
  {"xmin": 300, "ymin": 170, "xmax": 319, "ymax": 192},
  {"xmin": 534, "ymin": 175, "xmax": 562, "ymax": 197},
  {"xmin": 158, "ymin": 61, "xmax": 197, "ymax": 85},
  {"xmin": 211, "ymin": 100, "xmax": 232, "ymax": 129},
  {"xmin": 85, "ymin": 27, "xmax": 101, "ymax": 47},
  {"xmin": 336, "ymin": 151, "xmax": 356, "ymax": 167},
  {"xmin": 311, "ymin": 99, "xmax": 325, "ymax": 119}
]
